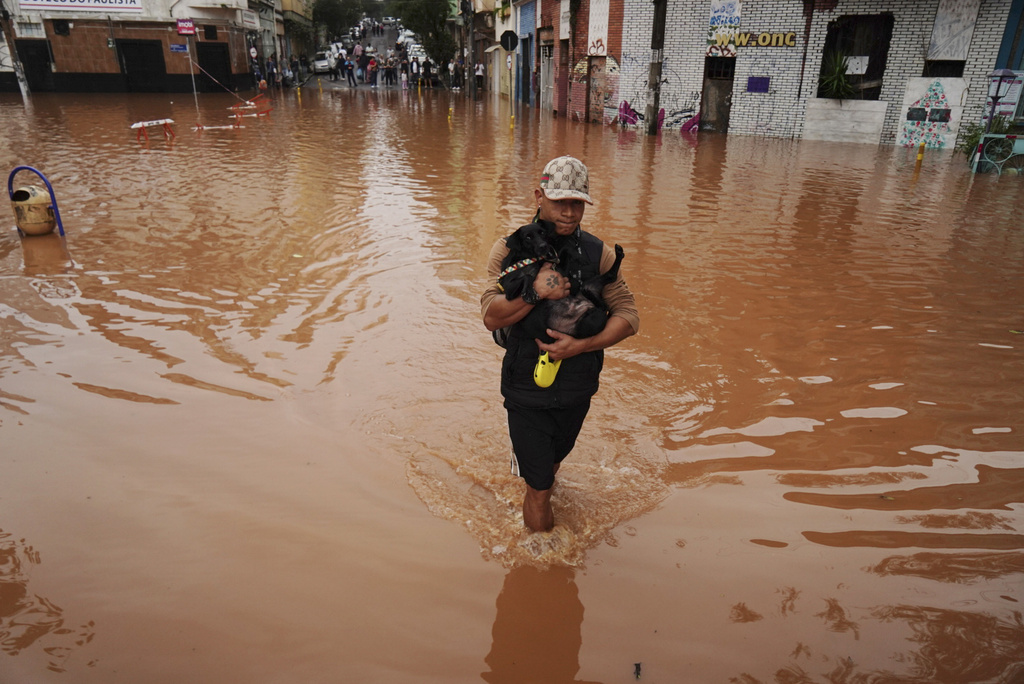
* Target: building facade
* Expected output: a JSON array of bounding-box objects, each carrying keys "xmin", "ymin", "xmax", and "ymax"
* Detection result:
[
  {"xmin": 490, "ymin": 0, "xmax": 1023, "ymax": 147},
  {"xmin": 0, "ymin": 0, "xmax": 309, "ymax": 93}
]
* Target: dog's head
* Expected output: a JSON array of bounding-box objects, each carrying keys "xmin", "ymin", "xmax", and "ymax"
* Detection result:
[{"xmin": 505, "ymin": 221, "xmax": 558, "ymax": 263}]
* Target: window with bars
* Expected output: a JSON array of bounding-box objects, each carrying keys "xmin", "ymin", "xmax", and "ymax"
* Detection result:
[
  {"xmin": 18, "ymin": 22, "xmax": 46, "ymax": 38},
  {"xmin": 705, "ymin": 57, "xmax": 735, "ymax": 80}
]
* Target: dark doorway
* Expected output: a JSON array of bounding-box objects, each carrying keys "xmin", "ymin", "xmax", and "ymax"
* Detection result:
[
  {"xmin": 519, "ymin": 36, "xmax": 531, "ymax": 105},
  {"xmin": 14, "ymin": 40, "xmax": 55, "ymax": 92},
  {"xmin": 556, "ymin": 39, "xmax": 569, "ymax": 115},
  {"xmin": 196, "ymin": 42, "xmax": 232, "ymax": 93},
  {"xmin": 699, "ymin": 56, "xmax": 734, "ymax": 132},
  {"xmin": 117, "ymin": 40, "xmax": 167, "ymax": 92}
]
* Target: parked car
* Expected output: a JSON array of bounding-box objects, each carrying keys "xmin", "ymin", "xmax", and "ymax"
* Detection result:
[
  {"xmin": 408, "ymin": 44, "xmax": 427, "ymax": 62},
  {"xmin": 311, "ymin": 52, "xmax": 334, "ymax": 74},
  {"xmin": 398, "ymin": 29, "xmax": 417, "ymax": 48},
  {"xmin": 382, "ymin": 16, "xmax": 398, "ymax": 26}
]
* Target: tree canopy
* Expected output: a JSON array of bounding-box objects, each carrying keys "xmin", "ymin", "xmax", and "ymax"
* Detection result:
[
  {"xmin": 391, "ymin": 0, "xmax": 458, "ymax": 65},
  {"xmin": 311, "ymin": 0, "xmax": 364, "ymax": 42}
]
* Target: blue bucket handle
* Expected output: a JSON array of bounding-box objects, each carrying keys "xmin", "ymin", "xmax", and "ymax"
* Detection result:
[{"xmin": 7, "ymin": 165, "xmax": 65, "ymax": 237}]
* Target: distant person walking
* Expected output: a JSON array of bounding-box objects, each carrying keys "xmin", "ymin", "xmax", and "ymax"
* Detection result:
[
  {"xmin": 345, "ymin": 56, "xmax": 357, "ymax": 87},
  {"xmin": 422, "ymin": 59, "xmax": 433, "ymax": 89},
  {"xmin": 265, "ymin": 54, "xmax": 278, "ymax": 89}
]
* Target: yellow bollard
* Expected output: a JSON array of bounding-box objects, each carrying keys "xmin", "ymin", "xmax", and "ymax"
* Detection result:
[
  {"xmin": 318, "ymin": 78, "xmax": 322, "ymax": 95},
  {"xmin": 917, "ymin": 141, "xmax": 925, "ymax": 162},
  {"xmin": 448, "ymin": 106, "xmax": 453, "ymax": 122},
  {"xmin": 510, "ymin": 114, "xmax": 515, "ymax": 130},
  {"xmin": 297, "ymin": 85, "xmax": 302, "ymax": 104}
]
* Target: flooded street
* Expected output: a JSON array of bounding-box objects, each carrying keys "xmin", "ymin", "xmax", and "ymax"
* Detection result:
[{"xmin": 1, "ymin": 87, "xmax": 1023, "ymax": 683}]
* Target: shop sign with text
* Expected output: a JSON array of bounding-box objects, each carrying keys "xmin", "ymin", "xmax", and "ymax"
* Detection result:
[
  {"xmin": 19, "ymin": 0, "xmax": 142, "ymax": 12},
  {"xmin": 713, "ymin": 32, "xmax": 798, "ymax": 48}
]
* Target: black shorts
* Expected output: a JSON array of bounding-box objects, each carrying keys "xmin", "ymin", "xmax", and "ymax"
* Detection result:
[{"xmin": 505, "ymin": 399, "xmax": 591, "ymax": 491}]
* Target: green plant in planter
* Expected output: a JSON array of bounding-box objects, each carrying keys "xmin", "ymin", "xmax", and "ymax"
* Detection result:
[
  {"xmin": 818, "ymin": 51, "xmax": 856, "ymax": 100},
  {"xmin": 955, "ymin": 115, "xmax": 1013, "ymax": 157}
]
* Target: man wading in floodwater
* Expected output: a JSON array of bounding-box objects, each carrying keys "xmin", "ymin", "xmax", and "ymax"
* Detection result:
[{"xmin": 481, "ymin": 156, "xmax": 639, "ymax": 532}]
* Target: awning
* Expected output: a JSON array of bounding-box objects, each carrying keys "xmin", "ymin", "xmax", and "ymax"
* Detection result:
[{"xmin": 484, "ymin": 44, "xmax": 503, "ymax": 53}]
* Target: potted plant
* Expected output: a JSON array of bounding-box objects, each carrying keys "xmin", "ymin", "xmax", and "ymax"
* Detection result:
[{"xmin": 817, "ymin": 51, "xmax": 856, "ymax": 100}]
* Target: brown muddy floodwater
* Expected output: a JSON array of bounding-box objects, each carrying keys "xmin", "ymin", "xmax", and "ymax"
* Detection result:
[{"xmin": 1, "ymin": 87, "xmax": 1023, "ymax": 683}]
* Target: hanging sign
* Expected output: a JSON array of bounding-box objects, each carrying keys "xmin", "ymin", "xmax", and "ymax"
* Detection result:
[
  {"xmin": 241, "ymin": 9, "xmax": 259, "ymax": 31},
  {"xmin": 177, "ymin": 19, "xmax": 196, "ymax": 35},
  {"xmin": 19, "ymin": 0, "xmax": 142, "ymax": 12}
]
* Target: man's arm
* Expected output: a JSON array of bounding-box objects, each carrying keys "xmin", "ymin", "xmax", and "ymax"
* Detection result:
[
  {"xmin": 483, "ymin": 263, "xmax": 571, "ymax": 331},
  {"xmin": 538, "ymin": 315, "xmax": 635, "ymax": 361},
  {"xmin": 481, "ymin": 239, "xmax": 570, "ymax": 331},
  {"xmin": 538, "ymin": 242, "xmax": 639, "ymax": 361}
]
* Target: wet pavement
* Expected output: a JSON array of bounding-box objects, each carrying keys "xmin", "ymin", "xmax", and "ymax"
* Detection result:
[{"xmin": 1, "ymin": 86, "xmax": 1023, "ymax": 683}]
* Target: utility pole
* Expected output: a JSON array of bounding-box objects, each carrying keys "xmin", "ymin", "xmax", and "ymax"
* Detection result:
[
  {"xmin": 461, "ymin": 0, "xmax": 475, "ymax": 96},
  {"xmin": 0, "ymin": 0, "xmax": 30, "ymax": 98},
  {"xmin": 466, "ymin": 6, "xmax": 475, "ymax": 97},
  {"xmin": 644, "ymin": 0, "xmax": 667, "ymax": 135}
]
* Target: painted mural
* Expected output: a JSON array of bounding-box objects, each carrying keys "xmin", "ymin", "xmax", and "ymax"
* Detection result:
[
  {"xmin": 898, "ymin": 78, "xmax": 967, "ymax": 148},
  {"xmin": 570, "ymin": 56, "xmax": 620, "ymax": 124}
]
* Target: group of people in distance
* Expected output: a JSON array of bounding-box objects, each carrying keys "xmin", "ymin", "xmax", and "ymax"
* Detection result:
[
  {"xmin": 326, "ymin": 42, "xmax": 484, "ymax": 91},
  {"xmin": 330, "ymin": 49, "xmax": 432, "ymax": 89}
]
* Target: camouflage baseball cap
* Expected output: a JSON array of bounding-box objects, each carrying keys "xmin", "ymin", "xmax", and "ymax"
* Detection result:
[{"xmin": 539, "ymin": 156, "xmax": 593, "ymax": 204}]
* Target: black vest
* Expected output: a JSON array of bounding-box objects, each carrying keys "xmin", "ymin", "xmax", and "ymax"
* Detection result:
[{"xmin": 501, "ymin": 228, "xmax": 605, "ymax": 410}]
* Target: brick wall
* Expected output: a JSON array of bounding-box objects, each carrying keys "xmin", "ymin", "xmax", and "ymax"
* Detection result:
[
  {"xmin": 48, "ymin": 22, "xmax": 121, "ymax": 74},
  {"xmin": 620, "ymin": 0, "xmax": 709, "ymax": 130},
  {"xmin": 616, "ymin": 0, "xmax": 1013, "ymax": 144},
  {"xmin": 566, "ymin": 0, "xmax": 591, "ymax": 120}
]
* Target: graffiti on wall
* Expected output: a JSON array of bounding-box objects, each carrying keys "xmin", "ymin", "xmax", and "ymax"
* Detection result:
[
  {"xmin": 707, "ymin": 0, "xmax": 742, "ymax": 57},
  {"xmin": 615, "ymin": 52, "xmax": 701, "ymax": 131},
  {"xmin": 588, "ymin": 0, "xmax": 610, "ymax": 57}
]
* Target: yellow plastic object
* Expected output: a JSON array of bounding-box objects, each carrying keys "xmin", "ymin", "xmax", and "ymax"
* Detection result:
[
  {"xmin": 533, "ymin": 351, "xmax": 561, "ymax": 388},
  {"xmin": 11, "ymin": 185, "xmax": 56, "ymax": 236}
]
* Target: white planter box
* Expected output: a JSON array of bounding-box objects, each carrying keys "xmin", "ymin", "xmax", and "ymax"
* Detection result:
[{"xmin": 803, "ymin": 98, "xmax": 889, "ymax": 144}]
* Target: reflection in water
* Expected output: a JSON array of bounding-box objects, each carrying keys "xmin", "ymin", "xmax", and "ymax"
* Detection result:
[
  {"xmin": 0, "ymin": 530, "xmax": 95, "ymax": 672},
  {"xmin": 869, "ymin": 551, "xmax": 1024, "ymax": 583},
  {"xmin": 18, "ymin": 234, "xmax": 74, "ymax": 276},
  {"xmin": 482, "ymin": 566, "xmax": 602, "ymax": 684},
  {"xmin": 728, "ymin": 594, "xmax": 1024, "ymax": 682},
  {"xmin": 785, "ymin": 464, "xmax": 1024, "ymax": 511}
]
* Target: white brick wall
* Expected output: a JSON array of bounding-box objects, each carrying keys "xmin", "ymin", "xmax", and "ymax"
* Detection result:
[{"xmin": 618, "ymin": 0, "xmax": 1014, "ymax": 144}]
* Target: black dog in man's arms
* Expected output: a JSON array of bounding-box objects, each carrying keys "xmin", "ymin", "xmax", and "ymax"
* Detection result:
[{"xmin": 497, "ymin": 221, "xmax": 624, "ymax": 345}]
